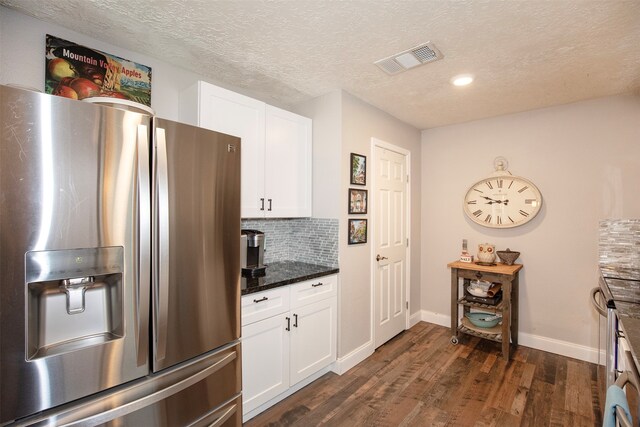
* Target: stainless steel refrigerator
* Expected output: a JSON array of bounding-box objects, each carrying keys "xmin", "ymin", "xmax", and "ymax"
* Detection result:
[{"xmin": 0, "ymin": 84, "xmax": 242, "ymax": 426}]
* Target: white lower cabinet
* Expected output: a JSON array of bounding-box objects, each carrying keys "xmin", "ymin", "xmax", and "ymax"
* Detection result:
[
  {"xmin": 241, "ymin": 275, "xmax": 337, "ymax": 420},
  {"xmin": 241, "ymin": 314, "xmax": 290, "ymax": 413},
  {"xmin": 289, "ymin": 298, "xmax": 337, "ymax": 385}
]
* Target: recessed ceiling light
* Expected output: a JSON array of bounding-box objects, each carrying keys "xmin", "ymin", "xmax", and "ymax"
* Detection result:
[{"xmin": 451, "ymin": 74, "xmax": 474, "ymax": 86}]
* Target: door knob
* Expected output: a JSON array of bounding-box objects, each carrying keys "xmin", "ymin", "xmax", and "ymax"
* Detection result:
[{"xmin": 376, "ymin": 254, "xmax": 388, "ymax": 262}]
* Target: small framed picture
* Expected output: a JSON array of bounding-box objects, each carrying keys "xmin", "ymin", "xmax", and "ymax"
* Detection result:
[
  {"xmin": 348, "ymin": 219, "xmax": 367, "ymax": 245},
  {"xmin": 350, "ymin": 153, "xmax": 366, "ymax": 186},
  {"xmin": 348, "ymin": 189, "xmax": 368, "ymax": 214}
]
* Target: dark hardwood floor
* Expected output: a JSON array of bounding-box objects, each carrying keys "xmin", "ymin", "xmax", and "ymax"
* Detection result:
[{"xmin": 245, "ymin": 321, "xmax": 602, "ymax": 426}]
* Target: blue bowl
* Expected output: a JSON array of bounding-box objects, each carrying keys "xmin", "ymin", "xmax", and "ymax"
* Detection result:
[{"xmin": 465, "ymin": 312, "xmax": 500, "ymax": 328}]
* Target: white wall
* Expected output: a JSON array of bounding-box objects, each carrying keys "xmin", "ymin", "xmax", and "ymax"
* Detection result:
[
  {"xmin": 340, "ymin": 92, "xmax": 422, "ymax": 358},
  {"xmin": 421, "ymin": 94, "xmax": 640, "ymax": 360},
  {"xmin": 0, "ymin": 6, "xmax": 288, "ymax": 121}
]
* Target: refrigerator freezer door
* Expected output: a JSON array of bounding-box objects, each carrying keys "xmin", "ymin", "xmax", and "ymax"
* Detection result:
[
  {"xmin": 152, "ymin": 119, "xmax": 241, "ymax": 372},
  {"xmin": 0, "ymin": 86, "xmax": 151, "ymax": 424},
  {"xmin": 11, "ymin": 343, "xmax": 242, "ymax": 427}
]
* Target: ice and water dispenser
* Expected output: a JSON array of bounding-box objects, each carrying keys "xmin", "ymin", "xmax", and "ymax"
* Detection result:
[{"xmin": 25, "ymin": 247, "xmax": 124, "ymax": 359}]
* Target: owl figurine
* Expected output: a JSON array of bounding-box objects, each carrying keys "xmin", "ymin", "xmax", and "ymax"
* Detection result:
[{"xmin": 477, "ymin": 243, "xmax": 496, "ymax": 264}]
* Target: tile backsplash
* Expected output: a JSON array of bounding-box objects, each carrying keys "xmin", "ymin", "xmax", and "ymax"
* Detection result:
[
  {"xmin": 241, "ymin": 218, "xmax": 339, "ymax": 267},
  {"xmin": 599, "ymin": 219, "xmax": 640, "ymax": 268}
]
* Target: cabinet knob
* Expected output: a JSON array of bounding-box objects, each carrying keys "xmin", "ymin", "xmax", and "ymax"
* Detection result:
[
  {"xmin": 311, "ymin": 282, "xmax": 323, "ymax": 287},
  {"xmin": 260, "ymin": 198, "xmax": 265, "ymax": 211},
  {"xmin": 253, "ymin": 296, "xmax": 268, "ymax": 303},
  {"xmin": 475, "ymin": 272, "xmax": 483, "ymax": 279},
  {"xmin": 268, "ymin": 199, "xmax": 272, "ymax": 211}
]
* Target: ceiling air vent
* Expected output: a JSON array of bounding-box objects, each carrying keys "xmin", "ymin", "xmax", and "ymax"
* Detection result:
[{"xmin": 374, "ymin": 41, "xmax": 443, "ymax": 75}]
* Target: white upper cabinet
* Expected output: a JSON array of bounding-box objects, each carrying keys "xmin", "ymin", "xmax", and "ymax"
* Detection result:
[
  {"xmin": 180, "ymin": 81, "xmax": 312, "ymax": 218},
  {"xmin": 264, "ymin": 105, "xmax": 312, "ymax": 218}
]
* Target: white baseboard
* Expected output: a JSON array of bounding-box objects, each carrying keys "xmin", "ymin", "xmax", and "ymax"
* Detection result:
[
  {"xmin": 518, "ymin": 332, "xmax": 603, "ymax": 364},
  {"xmin": 409, "ymin": 311, "xmax": 422, "ymax": 328},
  {"xmin": 333, "ymin": 339, "xmax": 374, "ymax": 375},
  {"xmin": 419, "ymin": 310, "xmax": 602, "ymax": 364},
  {"xmin": 418, "ymin": 309, "xmax": 450, "ymax": 328}
]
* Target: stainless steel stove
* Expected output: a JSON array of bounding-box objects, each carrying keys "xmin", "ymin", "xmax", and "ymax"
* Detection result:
[{"xmin": 595, "ymin": 267, "xmax": 640, "ymax": 389}]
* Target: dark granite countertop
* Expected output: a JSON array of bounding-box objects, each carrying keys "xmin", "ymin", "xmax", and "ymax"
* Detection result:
[
  {"xmin": 616, "ymin": 306, "xmax": 640, "ymax": 370},
  {"xmin": 600, "ymin": 265, "xmax": 640, "ymax": 281},
  {"xmin": 605, "ymin": 278, "xmax": 640, "ymax": 304},
  {"xmin": 601, "ymin": 272, "xmax": 640, "ymax": 374},
  {"xmin": 241, "ymin": 260, "xmax": 339, "ymax": 295}
]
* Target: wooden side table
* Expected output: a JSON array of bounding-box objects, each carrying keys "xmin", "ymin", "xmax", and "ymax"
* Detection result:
[{"xmin": 447, "ymin": 261, "xmax": 523, "ymax": 361}]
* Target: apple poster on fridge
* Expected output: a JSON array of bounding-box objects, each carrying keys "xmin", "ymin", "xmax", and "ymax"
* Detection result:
[{"xmin": 45, "ymin": 34, "xmax": 152, "ymax": 106}]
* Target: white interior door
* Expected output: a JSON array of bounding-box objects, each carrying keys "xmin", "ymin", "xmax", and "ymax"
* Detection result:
[{"xmin": 373, "ymin": 142, "xmax": 408, "ymax": 348}]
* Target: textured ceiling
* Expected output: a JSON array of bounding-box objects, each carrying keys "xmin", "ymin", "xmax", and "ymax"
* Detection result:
[{"xmin": 3, "ymin": 0, "xmax": 640, "ymax": 129}]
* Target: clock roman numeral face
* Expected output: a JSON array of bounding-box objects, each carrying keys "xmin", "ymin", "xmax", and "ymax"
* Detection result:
[{"xmin": 464, "ymin": 176, "xmax": 542, "ymax": 228}]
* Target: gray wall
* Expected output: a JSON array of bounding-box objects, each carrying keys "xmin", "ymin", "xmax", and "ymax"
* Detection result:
[
  {"xmin": 420, "ymin": 94, "xmax": 640, "ymax": 355},
  {"xmin": 297, "ymin": 90, "xmax": 423, "ymax": 359},
  {"xmin": 338, "ymin": 92, "xmax": 422, "ymax": 357}
]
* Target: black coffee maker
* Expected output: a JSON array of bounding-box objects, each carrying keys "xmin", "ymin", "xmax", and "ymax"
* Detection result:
[{"xmin": 240, "ymin": 229, "xmax": 266, "ymax": 277}]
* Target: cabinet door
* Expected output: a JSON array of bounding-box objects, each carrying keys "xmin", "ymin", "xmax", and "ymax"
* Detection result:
[
  {"xmin": 241, "ymin": 315, "xmax": 290, "ymax": 414},
  {"xmin": 290, "ymin": 298, "xmax": 337, "ymax": 385},
  {"xmin": 198, "ymin": 83, "xmax": 266, "ymax": 218},
  {"xmin": 264, "ymin": 105, "xmax": 312, "ymax": 217}
]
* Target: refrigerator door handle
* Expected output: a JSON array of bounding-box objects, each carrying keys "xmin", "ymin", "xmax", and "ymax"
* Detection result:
[
  {"xmin": 156, "ymin": 127, "xmax": 170, "ymax": 362},
  {"xmin": 20, "ymin": 349, "xmax": 238, "ymax": 427},
  {"xmin": 187, "ymin": 399, "xmax": 238, "ymax": 427},
  {"xmin": 136, "ymin": 124, "xmax": 152, "ymax": 366}
]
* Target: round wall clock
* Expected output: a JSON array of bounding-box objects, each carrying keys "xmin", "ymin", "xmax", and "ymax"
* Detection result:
[{"xmin": 463, "ymin": 159, "xmax": 542, "ymax": 228}]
